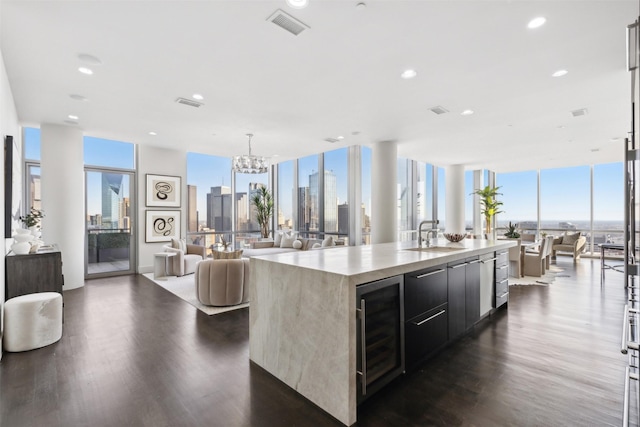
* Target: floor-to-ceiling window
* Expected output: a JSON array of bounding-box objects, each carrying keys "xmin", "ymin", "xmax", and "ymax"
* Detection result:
[
  {"xmin": 235, "ymin": 170, "xmax": 269, "ymax": 248},
  {"xmin": 540, "ymin": 166, "xmax": 590, "ymax": 237},
  {"xmin": 594, "ymin": 162, "xmax": 624, "ymax": 254},
  {"xmin": 437, "ymin": 167, "xmax": 446, "ymax": 231},
  {"xmin": 84, "ymin": 136, "xmax": 135, "ymax": 278},
  {"xmin": 298, "ymin": 154, "xmax": 319, "ymax": 238},
  {"xmin": 361, "ymin": 147, "xmax": 372, "ymax": 244},
  {"xmin": 464, "ymin": 170, "xmax": 474, "ymax": 233},
  {"xmin": 496, "ymin": 170, "xmax": 538, "ymax": 234},
  {"xmin": 397, "ymin": 158, "xmax": 412, "ymax": 241},
  {"xmin": 186, "ymin": 153, "xmax": 232, "ymax": 254},
  {"xmin": 23, "ymin": 128, "xmax": 41, "ymax": 213},
  {"xmin": 277, "ymin": 160, "xmax": 294, "ymax": 231},
  {"xmin": 325, "ymin": 147, "xmax": 348, "ymax": 244}
]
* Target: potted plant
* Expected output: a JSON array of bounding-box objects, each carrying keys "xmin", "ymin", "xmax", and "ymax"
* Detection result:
[
  {"xmin": 19, "ymin": 208, "xmax": 44, "ymax": 230},
  {"xmin": 503, "ymin": 221, "xmax": 520, "ymax": 239},
  {"xmin": 251, "ymin": 187, "xmax": 274, "ymax": 239},
  {"xmin": 472, "ymin": 186, "xmax": 503, "ymax": 236}
]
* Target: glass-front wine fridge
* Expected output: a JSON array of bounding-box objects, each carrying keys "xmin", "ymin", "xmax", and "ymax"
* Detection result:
[{"xmin": 356, "ymin": 275, "xmax": 405, "ymax": 404}]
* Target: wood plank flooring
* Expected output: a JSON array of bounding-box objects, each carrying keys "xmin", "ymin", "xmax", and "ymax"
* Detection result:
[{"xmin": 0, "ymin": 258, "xmax": 634, "ymax": 426}]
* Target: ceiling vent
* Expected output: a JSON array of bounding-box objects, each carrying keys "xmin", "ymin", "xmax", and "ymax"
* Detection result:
[
  {"xmin": 324, "ymin": 137, "xmax": 339, "ymax": 143},
  {"xmin": 267, "ymin": 9, "xmax": 309, "ymax": 36},
  {"xmin": 175, "ymin": 97, "xmax": 204, "ymax": 108},
  {"xmin": 429, "ymin": 106, "xmax": 449, "ymax": 115},
  {"xmin": 571, "ymin": 108, "xmax": 588, "ymax": 117}
]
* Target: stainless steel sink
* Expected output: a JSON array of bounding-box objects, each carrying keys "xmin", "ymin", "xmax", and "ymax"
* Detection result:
[{"xmin": 404, "ymin": 246, "xmax": 466, "ymax": 252}]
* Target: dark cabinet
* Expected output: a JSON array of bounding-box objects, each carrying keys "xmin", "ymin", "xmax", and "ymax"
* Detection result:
[
  {"xmin": 5, "ymin": 248, "xmax": 63, "ymax": 300},
  {"xmin": 447, "ymin": 260, "xmax": 467, "ymax": 339},
  {"xmin": 465, "ymin": 258, "xmax": 480, "ymax": 329},
  {"xmin": 404, "ymin": 267, "xmax": 448, "ymax": 369}
]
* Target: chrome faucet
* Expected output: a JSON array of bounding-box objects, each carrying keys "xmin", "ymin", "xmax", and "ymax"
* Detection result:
[{"xmin": 418, "ymin": 220, "xmax": 439, "ymax": 248}]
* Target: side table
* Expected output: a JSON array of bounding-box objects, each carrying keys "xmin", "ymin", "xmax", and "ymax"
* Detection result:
[{"xmin": 154, "ymin": 252, "xmax": 176, "ymax": 280}]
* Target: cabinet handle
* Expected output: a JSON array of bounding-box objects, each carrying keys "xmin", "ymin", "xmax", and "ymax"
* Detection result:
[
  {"xmin": 481, "ymin": 257, "xmax": 497, "ymax": 264},
  {"xmin": 448, "ymin": 263, "xmax": 467, "ymax": 269},
  {"xmin": 415, "ymin": 269, "xmax": 445, "ymax": 279},
  {"xmin": 497, "ymin": 278, "xmax": 508, "ymax": 285},
  {"xmin": 497, "ymin": 291, "xmax": 509, "ymax": 298},
  {"xmin": 413, "ymin": 309, "xmax": 446, "ymax": 326},
  {"xmin": 497, "ymin": 265, "xmax": 508, "ymax": 270},
  {"xmin": 356, "ymin": 298, "xmax": 367, "ymax": 396},
  {"xmin": 467, "ymin": 260, "xmax": 480, "ymax": 265}
]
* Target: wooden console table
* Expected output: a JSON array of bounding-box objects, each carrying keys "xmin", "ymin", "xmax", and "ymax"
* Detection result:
[{"xmin": 5, "ymin": 245, "xmax": 63, "ymax": 300}]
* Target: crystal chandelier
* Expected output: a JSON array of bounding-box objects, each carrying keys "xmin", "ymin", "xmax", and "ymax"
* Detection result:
[{"xmin": 232, "ymin": 133, "xmax": 269, "ymax": 174}]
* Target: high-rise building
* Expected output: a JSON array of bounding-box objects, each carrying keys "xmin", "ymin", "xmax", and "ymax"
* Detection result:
[
  {"xmin": 309, "ymin": 170, "xmax": 337, "ymax": 232},
  {"xmin": 101, "ymin": 173, "xmax": 123, "ymax": 229},
  {"xmin": 297, "ymin": 187, "xmax": 310, "ymax": 232},
  {"xmin": 206, "ymin": 186, "xmax": 232, "ymax": 231},
  {"xmin": 118, "ymin": 197, "xmax": 130, "ymax": 230},
  {"xmin": 338, "ymin": 202, "xmax": 349, "ymax": 236},
  {"xmin": 187, "ymin": 185, "xmax": 198, "ymax": 232},
  {"xmin": 236, "ymin": 192, "xmax": 248, "ymax": 230}
]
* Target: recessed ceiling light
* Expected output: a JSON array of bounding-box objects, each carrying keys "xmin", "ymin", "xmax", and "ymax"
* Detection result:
[
  {"xmin": 68, "ymin": 114, "xmax": 78, "ymax": 120},
  {"xmin": 77, "ymin": 53, "xmax": 102, "ymax": 65},
  {"xmin": 527, "ymin": 17, "xmax": 546, "ymax": 29},
  {"xmin": 337, "ymin": 136, "xmax": 344, "ymax": 140},
  {"xmin": 461, "ymin": 109, "xmax": 474, "ymax": 116},
  {"xmin": 149, "ymin": 131, "xmax": 157, "ymax": 136},
  {"xmin": 192, "ymin": 93, "xmax": 204, "ymax": 100},
  {"xmin": 552, "ymin": 69, "xmax": 568, "ymax": 77},
  {"xmin": 356, "ymin": 2, "xmax": 367, "ymax": 10},
  {"xmin": 401, "ymin": 69, "xmax": 417, "ymax": 79},
  {"xmin": 69, "ymin": 94, "xmax": 88, "ymax": 101},
  {"xmin": 286, "ymin": 0, "xmax": 308, "ymax": 9},
  {"xmin": 78, "ymin": 67, "xmax": 93, "ymax": 75}
]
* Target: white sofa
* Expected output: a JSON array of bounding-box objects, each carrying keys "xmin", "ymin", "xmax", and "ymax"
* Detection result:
[{"xmin": 242, "ymin": 237, "xmax": 334, "ymax": 258}]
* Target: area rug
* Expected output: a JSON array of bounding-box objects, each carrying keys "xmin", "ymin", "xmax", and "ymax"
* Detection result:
[
  {"xmin": 142, "ymin": 273, "xmax": 249, "ymax": 316},
  {"xmin": 509, "ymin": 265, "xmax": 567, "ymax": 286}
]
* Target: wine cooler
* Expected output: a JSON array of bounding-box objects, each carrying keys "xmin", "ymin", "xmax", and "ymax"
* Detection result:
[{"xmin": 356, "ymin": 275, "xmax": 405, "ymax": 404}]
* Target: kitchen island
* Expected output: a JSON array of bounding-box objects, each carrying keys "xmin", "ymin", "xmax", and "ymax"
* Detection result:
[{"xmin": 249, "ymin": 239, "xmax": 515, "ymax": 426}]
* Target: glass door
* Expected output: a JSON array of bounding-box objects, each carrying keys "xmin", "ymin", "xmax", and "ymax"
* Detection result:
[{"xmin": 85, "ymin": 168, "xmax": 135, "ymax": 277}]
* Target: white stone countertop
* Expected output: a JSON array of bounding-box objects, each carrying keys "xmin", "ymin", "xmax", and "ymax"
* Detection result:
[{"xmin": 249, "ymin": 239, "xmax": 516, "ymax": 285}]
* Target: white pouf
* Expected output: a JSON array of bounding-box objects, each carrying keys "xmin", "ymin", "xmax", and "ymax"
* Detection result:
[{"xmin": 4, "ymin": 292, "xmax": 63, "ymax": 352}]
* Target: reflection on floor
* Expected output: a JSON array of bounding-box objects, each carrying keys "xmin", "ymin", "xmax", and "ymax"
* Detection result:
[{"xmin": 87, "ymin": 260, "xmax": 130, "ymax": 274}]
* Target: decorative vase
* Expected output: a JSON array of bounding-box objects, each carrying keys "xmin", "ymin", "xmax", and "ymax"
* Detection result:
[
  {"xmin": 14, "ymin": 228, "xmax": 31, "ymax": 235},
  {"xmin": 29, "ymin": 226, "xmax": 41, "ymax": 238},
  {"xmin": 13, "ymin": 234, "xmax": 34, "ymax": 243},
  {"xmin": 11, "ymin": 241, "xmax": 31, "ymax": 255}
]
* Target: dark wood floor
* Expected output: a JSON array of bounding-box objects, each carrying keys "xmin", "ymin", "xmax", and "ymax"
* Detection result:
[{"xmin": 0, "ymin": 257, "xmax": 634, "ymax": 426}]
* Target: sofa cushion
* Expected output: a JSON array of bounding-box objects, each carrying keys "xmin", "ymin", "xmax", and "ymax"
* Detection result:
[
  {"xmin": 251, "ymin": 241, "xmax": 275, "ymax": 249},
  {"xmin": 322, "ymin": 236, "xmax": 336, "ymax": 247},
  {"xmin": 280, "ymin": 233, "xmax": 297, "ymax": 248},
  {"xmin": 561, "ymin": 232, "xmax": 580, "ymax": 245},
  {"xmin": 212, "ymin": 249, "xmax": 243, "ymax": 259}
]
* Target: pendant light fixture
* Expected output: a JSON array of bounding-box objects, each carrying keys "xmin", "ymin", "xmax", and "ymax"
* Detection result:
[{"xmin": 232, "ymin": 133, "xmax": 269, "ymax": 174}]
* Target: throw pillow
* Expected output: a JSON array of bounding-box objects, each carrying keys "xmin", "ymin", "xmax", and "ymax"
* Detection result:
[
  {"xmin": 280, "ymin": 233, "xmax": 297, "ymax": 248},
  {"xmin": 292, "ymin": 239, "xmax": 303, "ymax": 249},
  {"xmin": 274, "ymin": 231, "xmax": 284, "ymax": 247},
  {"xmin": 212, "ymin": 249, "xmax": 243, "ymax": 259},
  {"xmin": 321, "ymin": 236, "xmax": 335, "ymax": 247},
  {"xmin": 311, "ymin": 242, "xmax": 322, "ymax": 249},
  {"xmin": 561, "ymin": 232, "xmax": 580, "ymax": 245},
  {"xmin": 171, "ymin": 238, "xmax": 186, "ymax": 252}
]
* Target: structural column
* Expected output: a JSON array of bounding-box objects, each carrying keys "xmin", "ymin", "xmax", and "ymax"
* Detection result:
[
  {"xmin": 41, "ymin": 124, "xmax": 85, "ymax": 290},
  {"xmin": 371, "ymin": 141, "xmax": 397, "ymax": 244},
  {"xmin": 445, "ymin": 164, "xmax": 465, "ymax": 234}
]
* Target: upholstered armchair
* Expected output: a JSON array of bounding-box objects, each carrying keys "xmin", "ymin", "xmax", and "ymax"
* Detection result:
[
  {"xmin": 195, "ymin": 258, "xmax": 250, "ymax": 306},
  {"xmin": 163, "ymin": 240, "xmax": 206, "ymax": 276},
  {"xmin": 552, "ymin": 233, "xmax": 587, "ymax": 262}
]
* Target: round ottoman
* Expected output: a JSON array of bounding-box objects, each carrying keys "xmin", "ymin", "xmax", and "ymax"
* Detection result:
[{"xmin": 4, "ymin": 292, "xmax": 63, "ymax": 352}]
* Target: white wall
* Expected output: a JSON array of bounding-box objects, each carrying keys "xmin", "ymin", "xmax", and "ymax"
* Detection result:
[
  {"xmin": 137, "ymin": 145, "xmax": 186, "ymax": 273},
  {"xmin": 0, "ymin": 46, "xmax": 21, "ymax": 358}
]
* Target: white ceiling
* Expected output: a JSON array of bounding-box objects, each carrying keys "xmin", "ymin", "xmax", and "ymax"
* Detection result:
[{"xmin": 1, "ymin": 0, "xmax": 637, "ymax": 173}]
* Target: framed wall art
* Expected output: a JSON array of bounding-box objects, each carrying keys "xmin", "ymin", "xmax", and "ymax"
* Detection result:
[
  {"xmin": 145, "ymin": 210, "xmax": 181, "ymax": 243},
  {"xmin": 146, "ymin": 174, "xmax": 181, "ymax": 207}
]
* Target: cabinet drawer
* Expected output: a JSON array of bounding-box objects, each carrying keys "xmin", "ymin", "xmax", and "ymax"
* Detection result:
[
  {"xmin": 405, "ymin": 303, "xmax": 448, "ymax": 369},
  {"xmin": 496, "ymin": 278, "xmax": 508, "ymax": 296},
  {"xmin": 495, "ymin": 289, "xmax": 509, "ymax": 308},
  {"xmin": 404, "ymin": 267, "xmax": 447, "ymax": 320},
  {"xmin": 496, "ymin": 251, "xmax": 508, "ymax": 266},
  {"xmin": 495, "ymin": 264, "xmax": 508, "ymax": 282}
]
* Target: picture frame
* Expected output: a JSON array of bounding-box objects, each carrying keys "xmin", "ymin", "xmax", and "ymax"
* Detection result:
[
  {"xmin": 146, "ymin": 174, "xmax": 181, "ymax": 207},
  {"xmin": 145, "ymin": 210, "xmax": 181, "ymax": 243}
]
